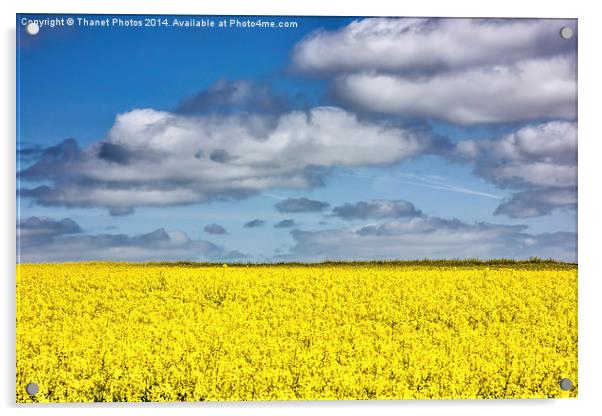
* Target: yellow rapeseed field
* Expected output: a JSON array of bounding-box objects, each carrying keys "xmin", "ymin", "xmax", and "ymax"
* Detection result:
[{"xmin": 16, "ymin": 262, "xmax": 577, "ymax": 402}]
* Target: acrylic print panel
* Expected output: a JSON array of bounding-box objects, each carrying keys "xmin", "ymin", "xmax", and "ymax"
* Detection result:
[{"xmin": 16, "ymin": 14, "xmax": 578, "ymax": 402}]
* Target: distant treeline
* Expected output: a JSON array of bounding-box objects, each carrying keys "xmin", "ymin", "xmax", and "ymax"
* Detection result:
[
  {"xmin": 137, "ymin": 257, "xmax": 577, "ymax": 270},
  {"xmin": 20, "ymin": 257, "xmax": 577, "ymax": 269}
]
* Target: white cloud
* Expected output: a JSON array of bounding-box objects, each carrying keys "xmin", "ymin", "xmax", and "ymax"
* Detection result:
[
  {"xmin": 292, "ymin": 18, "xmax": 575, "ymax": 74},
  {"xmin": 331, "ymin": 199, "xmax": 422, "ymax": 220},
  {"xmin": 333, "ymin": 56, "xmax": 576, "ymax": 124},
  {"xmin": 284, "ymin": 216, "xmax": 576, "ymax": 262},
  {"xmin": 17, "ymin": 217, "xmax": 246, "ymax": 263},
  {"xmin": 455, "ymin": 121, "xmax": 577, "ymax": 186},
  {"xmin": 20, "ymin": 106, "xmax": 436, "ymax": 213},
  {"xmin": 494, "ymin": 187, "xmax": 576, "ymax": 218},
  {"xmin": 17, "ymin": 216, "xmax": 81, "ymax": 247},
  {"xmin": 292, "ymin": 18, "xmax": 577, "ymax": 124},
  {"xmin": 453, "ymin": 121, "xmax": 577, "ymax": 218}
]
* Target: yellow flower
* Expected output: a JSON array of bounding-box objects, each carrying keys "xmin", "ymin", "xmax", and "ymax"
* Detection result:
[{"xmin": 16, "ymin": 261, "xmax": 578, "ymax": 402}]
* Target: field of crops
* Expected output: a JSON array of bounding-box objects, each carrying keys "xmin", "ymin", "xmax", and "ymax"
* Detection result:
[{"xmin": 16, "ymin": 261, "xmax": 578, "ymax": 402}]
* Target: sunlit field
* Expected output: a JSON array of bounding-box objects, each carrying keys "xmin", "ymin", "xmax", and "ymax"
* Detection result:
[{"xmin": 16, "ymin": 261, "xmax": 577, "ymax": 402}]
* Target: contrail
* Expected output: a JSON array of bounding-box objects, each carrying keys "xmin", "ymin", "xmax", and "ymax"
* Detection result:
[
  {"xmin": 333, "ymin": 172, "xmax": 502, "ymax": 200},
  {"xmin": 261, "ymin": 193, "xmax": 288, "ymax": 200}
]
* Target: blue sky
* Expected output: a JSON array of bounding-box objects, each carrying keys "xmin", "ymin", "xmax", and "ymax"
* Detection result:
[
  {"xmin": 18, "ymin": 15, "xmax": 348, "ymax": 146},
  {"xmin": 17, "ymin": 15, "xmax": 577, "ymax": 262}
]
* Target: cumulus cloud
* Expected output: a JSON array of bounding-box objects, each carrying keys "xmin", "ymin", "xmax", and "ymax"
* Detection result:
[
  {"xmin": 244, "ymin": 219, "xmax": 266, "ymax": 228},
  {"xmin": 19, "ymin": 105, "xmax": 436, "ymax": 214},
  {"xmin": 333, "ymin": 57, "xmax": 575, "ymax": 124},
  {"xmin": 494, "ymin": 188, "xmax": 577, "ymax": 218},
  {"xmin": 283, "ymin": 216, "xmax": 576, "ymax": 262},
  {"xmin": 455, "ymin": 121, "xmax": 577, "ymax": 187},
  {"xmin": 331, "ymin": 199, "xmax": 422, "ymax": 220},
  {"xmin": 17, "ymin": 216, "xmax": 81, "ymax": 247},
  {"xmin": 274, "ymin": 219, "xmax": 296, "ymax": 228},
  {"xmin": 292, "ymin": 18, "xmax": 575, "ymax": 74},
  {"xmin": 176, "ymin": 79, "xmax": 289, "ymax": 115},
  {"xmin": 204, "ymin": 223, "xmax": 227, "ymax": 235},
  {"xmin": 274, "ymin": 197, "xmax": 329, "ymax": 213},
  {"xmin": 454, "ymin": 121, "xmax": 577, "ymax": 218},
  {"xmin": 17, "ymin": 217, "xmax": 246, "ymax": 263},
  {"xmin": 292, "ymin": 18, "xmax": 577, "ymax": 124}
]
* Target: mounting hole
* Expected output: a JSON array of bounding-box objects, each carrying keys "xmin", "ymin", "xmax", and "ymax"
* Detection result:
[
  {"xmin": 560, "ymin": 26, "xmax": 574, "ymax": 40},
  {"xmin": 26, "ymin": 22, "xmax": 40, "ymax": 36},
  {"xmin": 25, "ymin": 383, "xmax": 39, "ymax": 395},
  {"xmin": 559, "ymin": 378, "xmax": 573, "ymax": 391}
]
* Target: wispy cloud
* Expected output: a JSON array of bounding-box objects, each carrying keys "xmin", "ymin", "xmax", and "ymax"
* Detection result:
[
  {"xmin": 261, "ymin": 193, "xmax": 288, "ymax": 200},
  {"xmin": 333, "ymin": 172, "xmax": 502, "ymax": 200}
]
